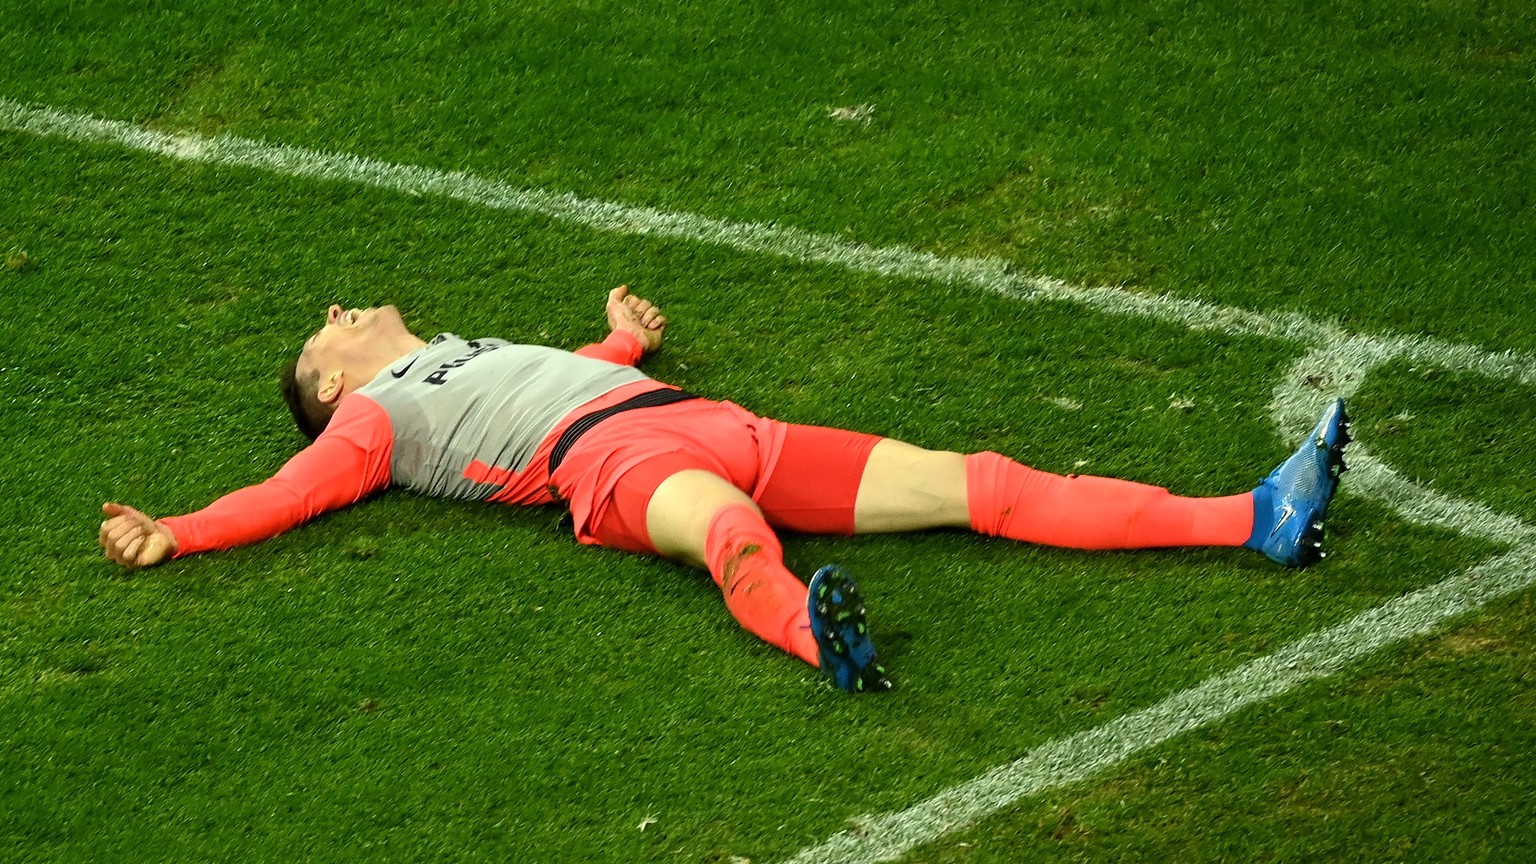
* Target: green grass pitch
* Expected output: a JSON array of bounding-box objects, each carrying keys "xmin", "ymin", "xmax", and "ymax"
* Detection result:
[{"xmin": 3, "ymin": 1, "xmax": 1534, "ymax": 861}]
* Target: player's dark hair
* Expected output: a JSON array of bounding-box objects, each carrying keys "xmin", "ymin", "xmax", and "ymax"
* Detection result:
[{"xmin": 280, "ymin": 356, "xmax": 333, "ymax": 441}]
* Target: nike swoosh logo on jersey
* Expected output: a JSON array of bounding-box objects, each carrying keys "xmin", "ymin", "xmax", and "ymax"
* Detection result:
[{"xmin": 390, "ymin": 359, "xmax": 418, "ymax": 378}]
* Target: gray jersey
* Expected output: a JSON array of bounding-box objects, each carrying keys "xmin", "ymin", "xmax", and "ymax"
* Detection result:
[{"xmin": 355, "ymin": 333, "xmax": 651, "ymax": 499}]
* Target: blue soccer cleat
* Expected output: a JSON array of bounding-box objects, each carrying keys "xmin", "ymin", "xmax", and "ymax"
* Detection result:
[
  {"xmin": 807, "ymin": 565, "xmax": 892, "ymax": 694},
  {"xmin": 1246, "ymin": 398, "xmax": 1351, "ymax": 568}
]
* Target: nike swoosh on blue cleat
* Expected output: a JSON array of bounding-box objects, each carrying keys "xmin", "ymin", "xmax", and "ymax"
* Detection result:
[{"xmin": 1246, "ymin": 398, "xmax": 1351, "ymax": 568}]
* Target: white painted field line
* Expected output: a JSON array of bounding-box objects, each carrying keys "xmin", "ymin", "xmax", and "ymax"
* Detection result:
[
  {"xmin": 785, "ymin": 545, "xmax": 1536, "ymax": 864},
  {"xmin": 1270, "ymin": 341, "xmax": 1536, "ymax": 548},
  {"xmin": 8, "ymin": 96, "xmax": 1533, "ymax": 542},
  {"xmin": 4, "ymin": 97, "xmax": 1532, "ymax": 378},
  {"xmin": 7, "ymin": 96, "xmax": 1536, "ymax": 862}
]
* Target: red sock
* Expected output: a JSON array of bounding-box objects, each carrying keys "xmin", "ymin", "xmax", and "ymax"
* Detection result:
[
  {"xmin": 966, "ymin": 451, "xmax": 1254, "ymax": 549},
  {"xmin": 703, "ymin": 504, "xmax": 819, "ymax": 666}
]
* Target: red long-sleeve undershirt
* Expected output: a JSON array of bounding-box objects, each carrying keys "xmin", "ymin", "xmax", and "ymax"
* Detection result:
[{"xmin": 158, "ymin": 330, "xmax": 647, "ymax": 557}]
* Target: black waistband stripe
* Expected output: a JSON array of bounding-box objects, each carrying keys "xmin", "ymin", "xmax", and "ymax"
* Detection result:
[{"xmin": 547, "ymin": 388, "xmax": 701, "ymax": 474}]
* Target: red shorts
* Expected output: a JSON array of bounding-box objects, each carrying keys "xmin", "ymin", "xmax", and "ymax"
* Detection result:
[{"xmin": 547, "ymin": 397, "xmax": 881, "ymax": 554}]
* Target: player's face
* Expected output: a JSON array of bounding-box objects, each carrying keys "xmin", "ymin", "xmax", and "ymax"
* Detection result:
[{"xmin": 298, "ymin": 304, "xmax": 409, "ymax": 378}]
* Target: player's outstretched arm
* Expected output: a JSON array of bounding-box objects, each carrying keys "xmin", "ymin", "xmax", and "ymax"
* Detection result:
[
  {"xmin": 94, "ymin": 397, "xmax": 395, "ymax": 568},
  {"xmin": 99, "ymin": 502, "xmax": 179, "ymax": 570},
  {"xmin": 605, "ymin": 285, "xmax": 667, "ymax": 354}
]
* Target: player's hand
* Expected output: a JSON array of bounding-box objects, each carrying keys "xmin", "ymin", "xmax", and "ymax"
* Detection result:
[
  {"xmin": 99, "ymin": 502, "xmax": 179, "ymax": 570},
  {"xmin": 605, "ymin": 285, "xmax": 667, "ymax": 354}
]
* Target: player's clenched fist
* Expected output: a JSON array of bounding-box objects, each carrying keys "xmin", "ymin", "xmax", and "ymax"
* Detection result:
[
  {"xmin": 99, "ymin": 502, "xmax": 178, "ymax": 569},
  {"xmin": 605, "ymin": 285, "xmax": 667, "ymax": 354}
]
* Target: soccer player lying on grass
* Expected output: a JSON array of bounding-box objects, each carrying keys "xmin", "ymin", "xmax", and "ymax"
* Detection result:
[{"xmin": 99, "ymin": 287, "xmax": 1351, "ymax": 693}]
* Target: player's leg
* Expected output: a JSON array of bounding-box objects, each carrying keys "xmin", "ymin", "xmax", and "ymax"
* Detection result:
[
  {"xmin": 635, "ymin": 464, "xmax": 824, "ymax": 666},
  {"xmin": 642, "ymin": 468, "xmax": 890, "ymax": 692},
  {"xmin": 849, "ymin": 439, "xmax": 970, "ymax": 533},
  {"xmin": 771, "ymin": 431, "xmax": 1253, "ymax": 546},
  {"xmin": 574, "ymin": 402, "xmax": 890, "ymax": 691},
  {"xmin": 591, "ymin": 460, "xmax": 818, "ymax": 665},
  {"xmin": 852, "ymin": 436, "xmax": 1255, "ymax": 546},
  {"xmin": 849, "ymin": 399, "xmax": 1350, "ymax": 565},
  {"xmin": 959, "ymin": 449, "xmax": 1256, "ymax": 549}
]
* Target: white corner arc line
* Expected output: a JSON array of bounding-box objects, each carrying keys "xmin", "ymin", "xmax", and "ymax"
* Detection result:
[
  {"xmin": 1271, "ymin": 338, "xmax": 1536, "ymax": 547},
  {"xmin": 6, "ymin": 97, "xmax": 1536, "ymax": 863}
]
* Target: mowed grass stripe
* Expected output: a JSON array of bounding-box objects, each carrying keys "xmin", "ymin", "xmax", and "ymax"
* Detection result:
[
  {"xmin": 7, "ymin": 96, "xmax": 1534, "ymax": 863},
  {"xmin": 6, "ymin": 96, "xmax": 1533, "ymax": 549},
  {"xmin": 5, "ymin": 95, "xmax": 1534, "ymax": 395},
  {"xmin": 785, "ymin": 544, "xmax": 1536, "ymax": 863}
]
